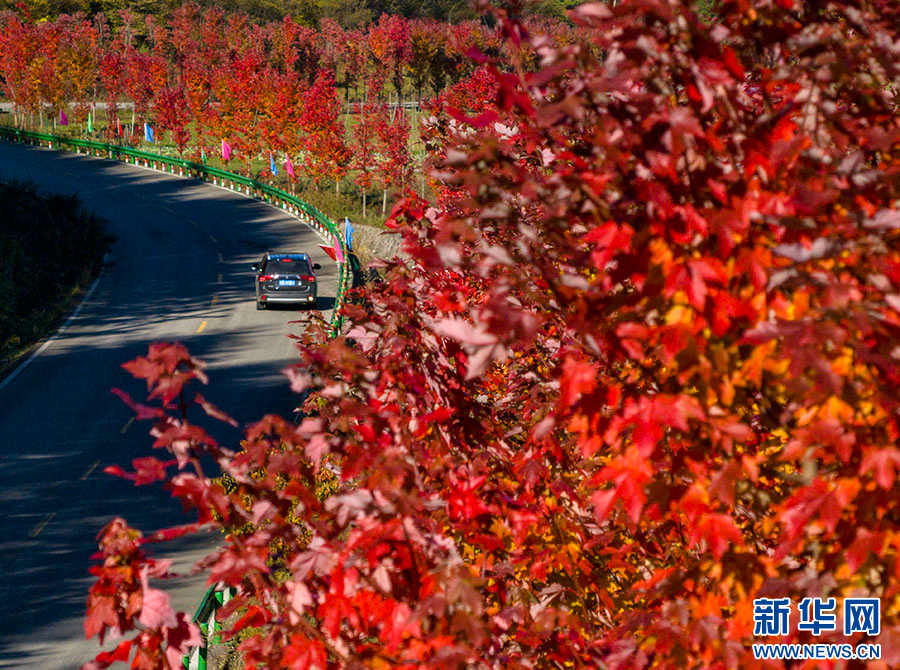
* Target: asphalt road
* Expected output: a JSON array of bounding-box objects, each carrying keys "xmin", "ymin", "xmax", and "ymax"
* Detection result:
[{"xmin": 0, "ymin": 141, "xmax": 338, "ymax": 669}]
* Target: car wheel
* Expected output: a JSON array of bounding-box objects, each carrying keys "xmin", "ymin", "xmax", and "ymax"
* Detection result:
[{"xmin": 256, "ymin": 300, "xmax": 266, "ymax": 310}]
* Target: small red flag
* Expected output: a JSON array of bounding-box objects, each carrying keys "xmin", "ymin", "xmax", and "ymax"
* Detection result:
[{"xmin": 318, "ymin": 244, "xmax": 337, "ymax": 262}]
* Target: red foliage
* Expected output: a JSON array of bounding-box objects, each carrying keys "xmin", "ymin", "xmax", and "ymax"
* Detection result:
[
  {"xmin": 0, "ymin": 16, "xmax": 39, "ymax": 120},
  {"xmin": 82, "ymin": 2, "xmax": 900, "ymax": 670},
  {"xmin": 374, "ymin": 108, "xmax": 411, "ymax": 192},
  {"xmin": 300, "ymin": 68, "xmax": 350, "ymax": 187},
  {"xmin": 154, "ymin": 85, "xmax": 191, "ymax": 152},
  {"xmin": 83, "ymin": 517, "xmax": 200, "ymax": 670},
  {"xmin": 348, "ymin": 100, "xmax": 383, "ymax": 213},
  {"xmin": 367, "ymin": 14, "xmax": 411, "ymax": 100}
]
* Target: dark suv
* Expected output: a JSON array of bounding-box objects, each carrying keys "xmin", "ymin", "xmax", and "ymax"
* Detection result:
[{"xmin": 251, "ymin": 253, "xmax": 320, "ymax": 310}]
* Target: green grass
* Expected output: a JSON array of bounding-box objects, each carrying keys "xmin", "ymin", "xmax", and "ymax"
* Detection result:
[{"xmin": 0, "ymin": 178, "xmax": 114, "ymax": 376}]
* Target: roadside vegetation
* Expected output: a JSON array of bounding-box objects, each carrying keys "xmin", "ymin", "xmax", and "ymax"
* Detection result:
[
  {"xmin": 78, "ymin": 1, "xmax": 900, "ymax": 669},
  {"xmin": 0, "ymin": 178, "xmax": 113, "ymax": 375}
]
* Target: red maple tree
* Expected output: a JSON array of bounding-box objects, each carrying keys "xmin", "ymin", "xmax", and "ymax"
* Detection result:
[
  {"xmin": 0, "ymin": 15, "xmax": 38, "ymax": 127},
  {"xmin": 154, "ymin": 84, "xmax": 191, "ymax": 154},
  {"xmin": 300, "ymin": 68, "xmax": 350, "ymax": 191},
  {"xmin": 348, "ymin": 99, "xmax": 383, "ymax": 217},
  {"xmin": 77, "ymin": 3, "xmax": 900, "ymax": 670},
  {"xmin": 374, "ymin": 107, "xmax": 411, "ymax": 215},
  {"xmin": 367, "ymin": 14, "xmax": 411, "ymax": 102}
]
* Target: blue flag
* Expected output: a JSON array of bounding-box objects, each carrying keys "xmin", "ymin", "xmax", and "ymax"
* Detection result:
[
  {"xmin": 144, "ymin": 123, "xmax": 154, "ymax": 143},
  {"xmin": 344, "ymin": 217, "xmax": 354, "ymax": 251},
  {"xmin": 270, "ymin": 153, "xmax": 278, "ymax": 176}
]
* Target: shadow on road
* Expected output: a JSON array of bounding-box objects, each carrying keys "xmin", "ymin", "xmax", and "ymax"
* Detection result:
[{"xmin": 0, "ymin": 141, "xmax": 346, "ymax": 669}]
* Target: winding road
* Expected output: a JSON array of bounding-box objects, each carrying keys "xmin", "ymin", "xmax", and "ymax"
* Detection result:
[{"xmin": 0, "ymin": 141, "xmax": 337, "ymax": 669}]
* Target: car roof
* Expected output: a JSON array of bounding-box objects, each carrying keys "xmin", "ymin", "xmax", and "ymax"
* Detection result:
[{"xmin": 266, "ymin": 253, "xmax": 309, "ymax": 260}]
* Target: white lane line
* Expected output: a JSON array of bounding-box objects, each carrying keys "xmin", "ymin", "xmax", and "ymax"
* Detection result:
[{"xmin": 0, "ymin": 274, "xmax": 102, "ymax": 393}]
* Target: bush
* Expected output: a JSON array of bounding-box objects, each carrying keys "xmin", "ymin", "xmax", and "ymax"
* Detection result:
[{"xmin": 0, "ymin": 179, "xmax": 113, "ymax": 371}]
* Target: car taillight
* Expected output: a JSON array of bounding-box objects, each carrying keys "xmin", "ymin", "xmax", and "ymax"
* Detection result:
[
  {"xmin": 258, "ymin": 274, "xmax": 274, "ymax": 281},
  {"xmin": 301, "ymin": 275, "xmax": 315, "ymax": 281}
]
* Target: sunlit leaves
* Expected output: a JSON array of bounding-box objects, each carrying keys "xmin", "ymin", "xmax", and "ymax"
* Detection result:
[{"xmin": 79, "ymin": 2, "xmax": 900, "ymax": 670}]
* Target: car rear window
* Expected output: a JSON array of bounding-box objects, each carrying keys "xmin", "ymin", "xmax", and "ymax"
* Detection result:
[{"xmin": 265, "ymin": 258, "xmax": 311, "ymax": 274}]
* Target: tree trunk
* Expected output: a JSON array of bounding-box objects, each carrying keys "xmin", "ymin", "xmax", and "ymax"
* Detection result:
[
  {"xmin": 362, "ymin": 190, "xmax": 367, "ymax": 218},
  {"xmin": 382, "ymin": 188, "xmax": 387, "ymax": 216}
]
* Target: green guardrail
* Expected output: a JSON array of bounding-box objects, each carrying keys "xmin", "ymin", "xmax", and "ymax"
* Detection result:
[
  {"xmin": 0, "ymin": 125, "xmax": 353, "ymax": 667},
  {"xmin": 184, "ymin": 584, "xmax": 236, "ymax": 670},
  {"xmin": 0, "ymin": 126, "xmax": 351, "ymax": 338}
]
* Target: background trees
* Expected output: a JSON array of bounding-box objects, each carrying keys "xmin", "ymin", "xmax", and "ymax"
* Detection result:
[
  {"xmin": 0, "ymin": 16, "xmax": 38, "ymax": 127},
  {"xmin": 7, "ymin": 0, "xmax": 576, "ymax": 27},
  {"xmin": 0, "ymin": 2, "xmax": 579, "ymax": 209},
  {"xmin": 374, "ymin": 106, "xmax": 410, "ymax": 214},
  {"xmin": 299, "ymin": 68, "xmax": 350, "ymax": 190},
  {"xmin": 82, "ymin": 1, "xmax": 900, "ymax": 670},
  {"xmin": 348, "ymin": 100, "xmax": 380, "ymax": 216}
]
